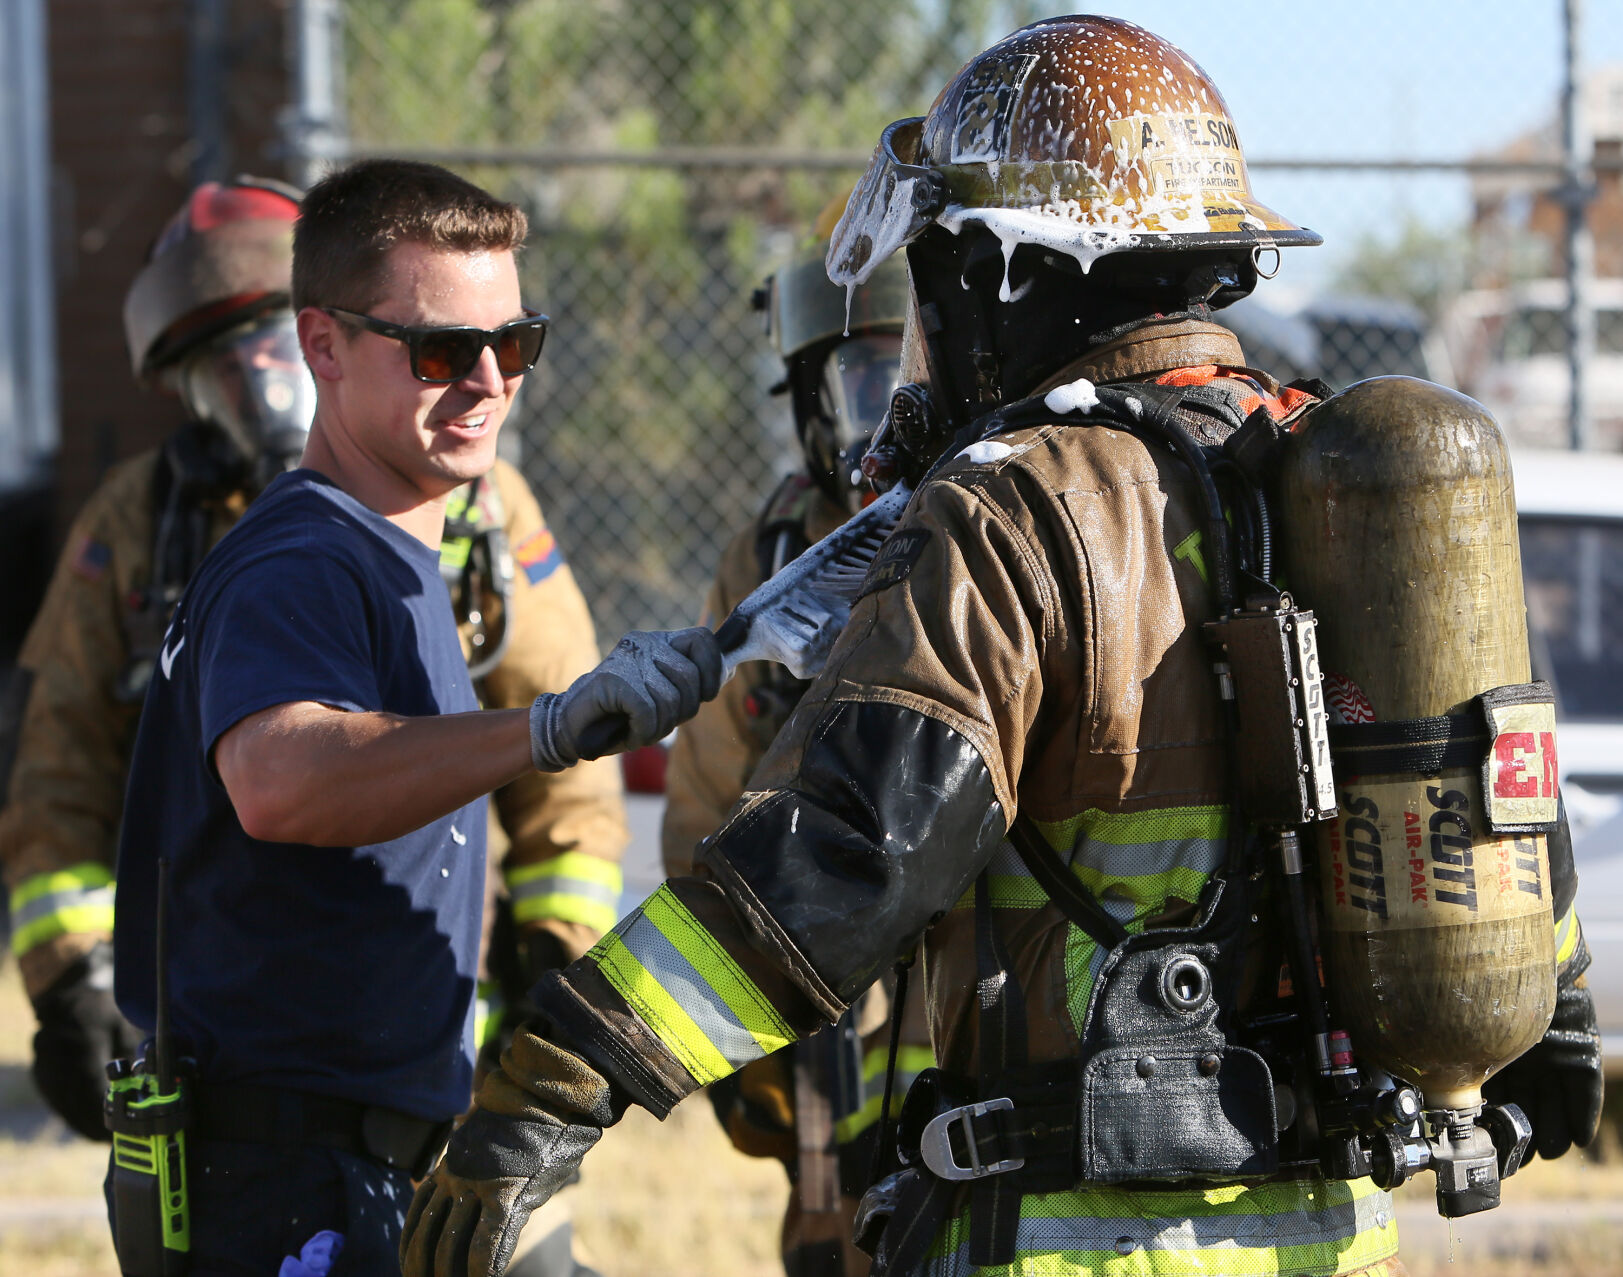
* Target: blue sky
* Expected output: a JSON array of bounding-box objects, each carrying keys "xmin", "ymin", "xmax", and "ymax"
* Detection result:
[{"xmin": 1076, "ymin": 1, "xmax": 1623, "ymax": 287}]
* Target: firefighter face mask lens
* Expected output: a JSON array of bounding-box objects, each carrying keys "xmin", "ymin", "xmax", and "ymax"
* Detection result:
[
  {"xmin": 326, "ymin": 308, "xmax": 548, "ymax": 383},
  {"xmin": 176, "ymin": 313, "xmax": 316, "ymax": 469},
  {"xmin": 821, "ymin": 334, "xmax": 905, "ymax": 457}
]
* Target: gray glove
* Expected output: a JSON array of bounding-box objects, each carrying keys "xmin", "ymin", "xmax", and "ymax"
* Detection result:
[
  {"xmin": 400, "ymin": 1027, "xmax": 619, "ymax": 1277},
  {"xmin": 529, "ymin": 627, "xmax": 722, "ymax": 771}
]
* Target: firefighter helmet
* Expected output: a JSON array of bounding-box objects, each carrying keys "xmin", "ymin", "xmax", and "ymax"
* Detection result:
[
  {"xmin": 828, "ymin": 15, "xmax": 1319, "ymax": 289},
  {"xmin": 762, "ymin": 195, "xmax": 908, "ymax": 508},
  {"xmin": 123, "ymin": 177, "xmax": 303, "ymax": 380}
]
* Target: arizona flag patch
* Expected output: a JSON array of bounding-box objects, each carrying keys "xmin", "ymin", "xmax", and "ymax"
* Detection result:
[
  {"xmin": 514, "ymin": 527, "xmax": 564, "ymax": 584},
  {"xmin": 70, "ymin": 536, "xmax": 112, "ymax": 582}
]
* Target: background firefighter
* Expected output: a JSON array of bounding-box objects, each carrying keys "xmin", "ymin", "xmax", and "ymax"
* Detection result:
[
  {"xmin": 0, "ymin": 177, "xmax": 626, "ymax": 1275},
  {"xmin": 661, "ymin": 211, "xmax": 933, "ymax": 1277}
]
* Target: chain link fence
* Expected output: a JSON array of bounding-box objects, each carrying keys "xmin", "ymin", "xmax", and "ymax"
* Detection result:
[{"xmin": 324, "ymin": 0, "xmax": 1622, "ymax": 637}]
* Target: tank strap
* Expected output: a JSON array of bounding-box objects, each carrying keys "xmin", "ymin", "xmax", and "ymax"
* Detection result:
[
  {"xmin": 969, "ymin": 872, "xmax": 1027, "ymax": 1267},
  {"xmin": 1328, "ymin": 680, "xmax": 1559, "ymax": 835},
  {"xmin": 1006, "ymin": 814, "xmax": 1128, "ymax": 950},
  {"xmin": 118, "ymin": 428, "xmax": 230, "ymax": 702},
  {"xmin": 1329, "ymin": 712, "xmax": 1487, "ymax": 773},
  {"xmin": 754, "ymin": 472, "xmax": 818, "ymax": 582}
]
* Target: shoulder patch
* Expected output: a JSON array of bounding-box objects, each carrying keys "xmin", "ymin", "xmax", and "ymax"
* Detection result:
[
  {"xmin": 856, "ymin": 528, "xmax": 931, "ymax": 600},
  {"xmin": 70, "ymin": 536, "xmax": 111, "ymax": 582},
  {"xmin": 514, "ymin": 527, "xmax": 564, "ymax": 584},
  {"xmin": 761, "ymin": 472, "xmax": 820, "ymax": 528}
]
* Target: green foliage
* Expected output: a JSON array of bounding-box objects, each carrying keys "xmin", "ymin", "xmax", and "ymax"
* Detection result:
[
  {"xmin": 1330, "ymin": 215, "xmax": 1471, "ymax": 325},
  {"xmin": 337, "ymin": 0, "xmax": 1045, "ymax": 632}
]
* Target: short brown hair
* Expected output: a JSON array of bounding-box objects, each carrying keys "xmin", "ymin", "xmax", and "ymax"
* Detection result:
[{"xmin": 292, "ymin": 159, "xmax": 528, "ymax": 312}]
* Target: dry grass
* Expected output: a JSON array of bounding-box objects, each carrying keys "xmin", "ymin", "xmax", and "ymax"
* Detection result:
[
  {"xmin": 571, "ymin": 1102, "xmax": 786, "ymax": 1277},
  {"xmin": 0, "ymin": 956, "xmax": 789, "ymax": 1277},
  {"xmin": 4, "ymin": 956, "xmax": 1623, "ymax": 1275}
]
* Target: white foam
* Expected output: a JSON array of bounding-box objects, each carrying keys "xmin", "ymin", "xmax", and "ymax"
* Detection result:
[
  {"xmin": 958, "ymin": 440, "xmax": 1017, "ymax": 464},
  {"xmin": 1044, "ymin": 378, "xmax": 1099, "ymax": 415}
]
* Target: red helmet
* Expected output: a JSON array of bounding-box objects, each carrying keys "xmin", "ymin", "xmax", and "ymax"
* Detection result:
[{"xmin": 123, "ymin": 177, "xmax": 302, "ymax": 381}]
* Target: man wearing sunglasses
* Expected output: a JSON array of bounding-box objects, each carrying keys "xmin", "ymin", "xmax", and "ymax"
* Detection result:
[{"xmin": 107, "ymin": 159, "xmax": 720, "ymax": 1275}]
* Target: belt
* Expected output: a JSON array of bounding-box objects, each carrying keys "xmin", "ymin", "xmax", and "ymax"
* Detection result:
[
  {"xmin": 192, "ymin": 1082, "xmax": 453, "ymax": 1179},
  {"xmin": 897, "ymin": 1066, "xmax": 1078, "ymax": 1192}
]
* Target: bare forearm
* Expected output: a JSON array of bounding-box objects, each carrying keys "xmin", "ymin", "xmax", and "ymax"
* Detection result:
[{"xmin": 218, "ymin": 702, "xmax": 533, "ymax": 846}]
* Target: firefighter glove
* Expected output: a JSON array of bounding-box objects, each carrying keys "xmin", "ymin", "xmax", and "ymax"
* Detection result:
[
  {"xmin": 30, "ymin": 941, "xmax": 142, "ymax": 1141},
  {"xmin": 529, "ymin": 626, "xmax": 722, "ymax": 769},
  {"xmin": 400, "ymin": 1022, "xmax": 620, "ymax": 1277},
  {"xmin": 1484, "ymin": 936, "xmax": 1604, "ymax": 1161}
]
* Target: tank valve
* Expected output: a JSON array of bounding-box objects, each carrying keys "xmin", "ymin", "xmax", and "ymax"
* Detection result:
[{"xmin": 1427, "ymin": 1108, "xmax": 1508, "ymax": 1217}]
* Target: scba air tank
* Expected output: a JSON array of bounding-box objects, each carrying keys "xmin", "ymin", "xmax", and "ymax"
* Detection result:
[{"xmin": 1277, "ymin": 377, "xmax": 1557, "ymax": 1131}]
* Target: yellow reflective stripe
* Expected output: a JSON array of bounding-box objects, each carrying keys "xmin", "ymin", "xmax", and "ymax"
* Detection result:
[
  {"xmin": 950, "ymin": 872, "xmax": 1049, "ymax": 911},
  {"xmin": 12, "ymin": 863, "xmax": 113, "ymax": 907},
  {"xmin": 1034, "ymin": 804, "xmax": 1230, "ymax": 852},
  {"xmin": 10, "ymin": 866, "xmax": 116, "ymax": 957},
  {"xmin": 439, "ymin": 536, "xmax": 473, "ymax": 572},
  {"xmin": 835, "ymin": 1093, "xmax": 888, "ymax": 1144},
  {"xmin": 508, "ymin": 853, "xmax": 622, "ymax": 890},
  {"xmin": 928, "ymin": 1176, "xmax": 1396, "ymax": 1275},
  {"xmin": 642, "ymin": 889, "xmax": 794, "ymax": 1056},
  {"xmin": 1070, "ymin": 864, "xmax": 1213, "ymax": 913},
  {"xmin": 595, "ymin": 931, "xmax": 733, "ymax": 1085},
  {"xmin": 1554, "ymin": 903, "xmax": 1581, "ymax": 966},
  {"xmin": 1063, "ymin": 925, "xmax": 1106, "ymax": 1037},
  {"xmin": 590, "ymin": 886, "xmax": 796, "ymax": 1086},
  {"xmin": 439, "ymin": 486, "xmax": 476, "ymax": 571},
  {"xmin": 511, "ymin": 893, "xmax": 618, "ymax": 934},
  {"xmin": 508, "ymin": 853, "xmax": 622, "ymax": 934},
  {"xmin": 861, "ymin": 1043, "xmax": 936, "ymax": 1084},
  {"xmin": 474, "ymin": 978, "xmax": 504, "ymax": 1052},
  {"xmin": 837, "ymin": 1044, "xmax": 938, "ymax": 1144}
]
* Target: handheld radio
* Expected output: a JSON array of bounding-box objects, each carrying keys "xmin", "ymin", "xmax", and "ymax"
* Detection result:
[{"xmin": 105, "ymin": 856, "xmax": 191, "ymax": 1275}]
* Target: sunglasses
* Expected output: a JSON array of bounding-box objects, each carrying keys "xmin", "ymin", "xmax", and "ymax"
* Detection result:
[{"xmin": 325, "ymin": 307, "xmax": 549, "ymax": 384}]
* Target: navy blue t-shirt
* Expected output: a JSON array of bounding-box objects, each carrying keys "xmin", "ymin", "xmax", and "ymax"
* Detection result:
[{"xmin": 114, "ymin": 470, "xmax": 486, "ymax": 1121}]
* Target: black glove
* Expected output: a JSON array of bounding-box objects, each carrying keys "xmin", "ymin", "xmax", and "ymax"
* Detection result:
[
  {"xmin": 401, "ymin": 1024, "xmax": 621, "ymax": 1277},
  {"xmin": 478, "ymin": 905, "xmax": 570, "ymax": 1082},
  {"xmin": 31, "ymin": 941, "xmax": 142, "ymax": 1141},
  {"xmin": 1484, "ymin": 937, "xmax": 1604, "ymax": 1161},
  {"xmin": 529, "ymin": 627, "xmax": 722, "ymax": 770}
]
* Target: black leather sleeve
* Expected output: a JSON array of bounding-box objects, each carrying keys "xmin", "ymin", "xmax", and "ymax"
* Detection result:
[{"xmin": 699, "ymin": 699, "xmax": 1008, "ymax": 1007}]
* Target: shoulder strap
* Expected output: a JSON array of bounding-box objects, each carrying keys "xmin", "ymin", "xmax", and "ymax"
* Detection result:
[
  {"xmin": 1006, "ymin": 815, "xmax": 1128, "ymax": 950},
  {"xmin": 754, "ymin": 473, "xmax": 818, "ymax": 582}
]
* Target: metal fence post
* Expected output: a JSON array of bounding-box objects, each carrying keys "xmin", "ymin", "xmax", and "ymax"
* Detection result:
[
  {"xmin": 282, "ymin": 0, "xmax": 347, "ymax": 191},
  {"xmin": 187, "ymin": 0, "xmax": 228, "ymax": 185},
  {"xmin": 1562, "ymin": 0, "xmax": 1595, "ymax": 452}
]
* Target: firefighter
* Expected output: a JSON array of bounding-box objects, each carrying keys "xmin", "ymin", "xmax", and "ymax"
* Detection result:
[
  {"xmin": 0, "ymin": 178, "xmax": 626, "ymax": 1271},
  {"xmin": 402, "ymin": 17, "xmax": 1601, "ymax": 1277},
  {"xmin": 661, "ymin": 215, "xmax": 933, "ymax": 1277}
]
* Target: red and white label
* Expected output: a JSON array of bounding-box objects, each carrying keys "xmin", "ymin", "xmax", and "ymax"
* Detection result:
[{"xmin": 1324, "ymin": 672, "xmax": 1376, "ymax": 726}]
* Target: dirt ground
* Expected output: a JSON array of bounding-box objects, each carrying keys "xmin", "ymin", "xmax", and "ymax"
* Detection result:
[{"xmin": 3, "ymin": 957, "xmax": 1621, "ymax": 1276}]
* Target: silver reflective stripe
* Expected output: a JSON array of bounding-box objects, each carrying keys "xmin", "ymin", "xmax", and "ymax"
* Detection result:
[
  {"xmin": 12, "ymin": 881, "xmax": 113, "ymax": 930},
  {"xmin": 616, "ymin": 908, "xmax": 766, "ymax": 1072},
  {"xmin": 509, "ymin": 873, "xmax": 619, "ymax": 911},
  {"xmin": 1067, "ymin": 829, "xmax": 1226, "ymax": 886}
]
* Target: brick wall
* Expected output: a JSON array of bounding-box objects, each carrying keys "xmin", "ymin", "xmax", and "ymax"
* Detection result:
[{"xmin": 48, "ymin": 0, "xmax": 293, "ymax": 533}]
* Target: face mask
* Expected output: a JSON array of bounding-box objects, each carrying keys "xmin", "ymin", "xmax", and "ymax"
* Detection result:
[{"xmin": 176, "ymin": 313, "xmax": 316, "ymax": 484}]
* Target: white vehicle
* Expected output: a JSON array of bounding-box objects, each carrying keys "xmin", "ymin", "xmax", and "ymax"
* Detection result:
[
  {"xmin": 1448, "ymin": 280, "xmax": 1623, "ymax": 452},
  {"xmin": 1514, "ymin": 446, "xmax": 1623, "ymax": 1068}
]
